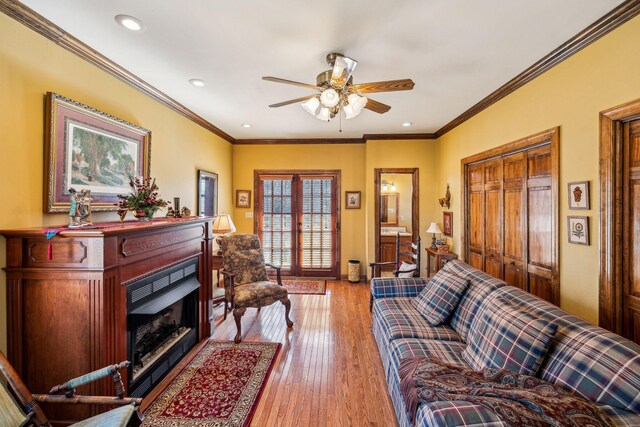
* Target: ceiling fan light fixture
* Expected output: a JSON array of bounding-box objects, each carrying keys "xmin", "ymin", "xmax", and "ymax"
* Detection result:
[
  {"xmin": 347, "ymin": 93, "xmax": 368, "ymax": 114},
  {"xmin": 316, "ymin": 107, "xmax": 331, "ymax": 121},
  {"xmin": 343, "ymin": 104, "xmax": 357, "ymax": 120},
  {"xmin": 320, "ymin": 89, "xmax": 340, "ymax": 108},
  {"xmin": 301, "ymin": 97, "xmax": 320, "ymax": 116}
]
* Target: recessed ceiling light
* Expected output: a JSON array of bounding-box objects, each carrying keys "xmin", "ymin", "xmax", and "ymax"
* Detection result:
[
  {"xmin": 402, "ymin": 122, "xmax": 413, "ymax": 127},
  {"xmin": 114, "ymin": 14, "xmax": 144, "ymax": 32},
  {"xmin": 189, "ymin": 79, "xmax": 206, "ymax": 87},
  {"xmin": 241, "ymin": 124, "xmax": 251, "ymax": 128}
]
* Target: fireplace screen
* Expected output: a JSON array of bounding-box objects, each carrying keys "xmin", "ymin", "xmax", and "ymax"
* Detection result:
[{"xmin": 127, "ymin": 258, "xmax": 199, "ymax": 397}]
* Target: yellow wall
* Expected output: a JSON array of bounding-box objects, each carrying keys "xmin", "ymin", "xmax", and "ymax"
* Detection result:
[
  {"xmin": 0, "ymin": 13, "xmax": 233, "ymax": 354},
  {"xmin": 434, "ymin": 15, "xmax": 640, "ymax": 324}
]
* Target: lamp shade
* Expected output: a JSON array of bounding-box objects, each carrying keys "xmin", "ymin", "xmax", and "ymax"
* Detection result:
[
  {"xmin": 320, "ymin": 89, "xmax": 340, "ymax": 108},
  {"xmin": 212, "ymin": 214, "xmax": 236, "ymax": 235},
  {"xmin": 426, "ymin": 222, "xmax": 442, "ymax": 234},
  {"xmin": 347, "ymin": 93, "xmax": 368, "ymax": 113},
  {"xmin": 301, "ymin": 97, "xmax": 320, "ymax": 116},
  {"xmin": 316, "ymin": 107, "xmax": 331, "ymax": 121}
]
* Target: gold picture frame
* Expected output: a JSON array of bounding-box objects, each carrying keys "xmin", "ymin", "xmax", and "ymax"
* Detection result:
[
  {"xmin": 44, "ymin": 92, "xmax": 151, "ymax": 212},
  {"xmin": 236, "ymin": 190, "xmax": 251, "ymax": 208}
]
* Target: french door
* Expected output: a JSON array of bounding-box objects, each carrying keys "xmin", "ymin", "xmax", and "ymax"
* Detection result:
[{"xmin": 254, "ymin": 170, "xmax": 340, "ymax": 277}]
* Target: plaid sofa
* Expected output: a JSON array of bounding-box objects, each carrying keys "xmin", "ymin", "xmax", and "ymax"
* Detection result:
[{"xmin": 370, "ymin": 260, "xmax": 640, "ymax": 426}]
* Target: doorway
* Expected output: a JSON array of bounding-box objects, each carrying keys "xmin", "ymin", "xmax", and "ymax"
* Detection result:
[
  {"xmin": 374, "ymin": 168, "xmax": 419, "ymax": 272},
  {"xmin": 254, "ymin": 170, "xmax": 340, "ymax": 278},
  {"xmin": 600, "ymin": 98, "xmax": 640, "ymax": 344}
]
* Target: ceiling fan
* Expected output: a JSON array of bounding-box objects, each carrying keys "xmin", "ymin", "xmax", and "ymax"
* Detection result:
[{"xmin": 262, "ymin": 53, "xmax": 415, "ymax": 121}]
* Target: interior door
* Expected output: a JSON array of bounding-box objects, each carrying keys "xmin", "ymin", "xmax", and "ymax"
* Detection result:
[
  {"xmin": 623, "ymin": 119, "xmax": 640, "ymax": 343},
  {"xmin": 467, "ymin": 162, "xmax": 484, "ymax": 271},
  {"xmin": 483, "ymin": 158, "xmax": 503, "ymax": 278},
  {"xmin": 256, "ymin": 172, "xmax": 339, "ymax": 278},
  {"xmin": 502, "ymin": 152, "xmax": 526, "ymax": 290}
]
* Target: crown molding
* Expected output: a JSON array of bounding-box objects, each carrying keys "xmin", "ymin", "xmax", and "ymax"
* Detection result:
[
  {"xmin": 234, "ymin": 138, "xmax": 365, "ymax": 145},
  {"xmin": 363, "ymin": 133, "xmax": 436, "ymax": 140},
  {"xmin": 0, "ymin": 0, "xmax": 236, "ymax": 144},
  {"xmin": 434, "ymin": 0, "xmax": 640, "ymax": 138}
]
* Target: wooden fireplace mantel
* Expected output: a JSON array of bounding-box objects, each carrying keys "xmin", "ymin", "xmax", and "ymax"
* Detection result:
[{"xmin": 1, "ymin": 217, "xmax": 213, "ymax": 422}]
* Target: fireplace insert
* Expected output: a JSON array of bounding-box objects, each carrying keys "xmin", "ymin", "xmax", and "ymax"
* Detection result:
[{"xmin": 127, "ymin": 258, "xmax": 200, "ymax": 397}]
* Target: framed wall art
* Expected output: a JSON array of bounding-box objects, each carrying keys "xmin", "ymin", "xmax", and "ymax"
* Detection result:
[
  {"xmin": 236, "ymin": 190, "xmax": 251, "ymax": 208},
  {"xmin": 567, "ymin": 215, "xmax": 590, "ymax": 245},
  {"xmin": 44, "ymin": 92, "xmax": 151, "ymax": 212},
  {"xmin": 197, "ymin": 170, "xmax": 218, "ymax": 217},
  {"xmin": 345, "ymin": 191, "xmax": 361, "ymax": 209},
  {"xmin": 568, "ymin": 181, "xmax": 590, "ymax": 209},
  {"xmin": 443, "ymin": 211, "xmax": 453, "ymax": 237}
]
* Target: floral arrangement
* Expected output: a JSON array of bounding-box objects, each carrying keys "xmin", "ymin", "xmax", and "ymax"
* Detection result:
[{"xmin": 116, "ymin": 175, "xmax": 167, "ymax": 220}]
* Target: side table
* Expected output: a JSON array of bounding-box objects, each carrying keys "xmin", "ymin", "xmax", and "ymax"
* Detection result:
[{"xmin": 425, "ymin": 248, "xmax": 458, "ymax": 278}]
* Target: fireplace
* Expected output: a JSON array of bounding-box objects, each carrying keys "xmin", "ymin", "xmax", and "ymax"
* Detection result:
[{"xmin": 127, "ymin": 258, "xmax": 200, "ymax": 397}]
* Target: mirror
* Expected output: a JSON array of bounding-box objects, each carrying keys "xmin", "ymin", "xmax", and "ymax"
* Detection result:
[
  {"xmin": 197, "ymin": 170, "xmax": 218, "ymax": 217},
  {"xmin": 381, "ymin": 193, "xmax": 399, "ymax": 225}
]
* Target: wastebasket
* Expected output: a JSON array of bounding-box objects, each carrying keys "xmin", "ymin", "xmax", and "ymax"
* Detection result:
[{"xmin": 348, "ymin": 259, "xmax": 360, "ymax": 283}]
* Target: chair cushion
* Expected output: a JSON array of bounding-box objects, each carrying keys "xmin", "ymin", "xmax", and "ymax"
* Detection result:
[
  {"xmin": 411, "ymin": 270, "xmax": 469, "ymax": 326},
  {"xmin": 220, "ymin": 234, "xmax": 268, "ymax": 285},
  {"xmin": 233, "ymin": 281, "xmax": 288, "ymax": 308},
  {"xmin": 462, "ymin": 296, "xmax": 557, "ymax": 376},
  {"xmin": 397, "ymin": 261, "xmax": 416, "ymax": 278}
]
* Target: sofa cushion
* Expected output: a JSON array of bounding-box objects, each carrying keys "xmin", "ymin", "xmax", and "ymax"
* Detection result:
[
  {"xmin": 370, "ymin": 276, "xmax": 430, "ymax": 299},
  {"xmin": 388, "ymin": 338, "xmax": 469, "ymax": 382},
  {"xmin": 498, "ymin": 286, "xmax": 640, "ymax": 414},
  {"xmin": 462, "ymin": 296, "xmax": 557, "ymax": 376},
  {"xmin": 373, "ymin": 298, "xmax": 463, "ymax": 343},
  {"xmin": 440, "ymin": 260, "xmax": 507, "ymax": 341},
  {"xmin": 412, "ymin": 270, "xmax": 469, "ymax": 325},
  {"xmin": 232, "ymin": 281, "xmax": 288, "ymax": 308}
]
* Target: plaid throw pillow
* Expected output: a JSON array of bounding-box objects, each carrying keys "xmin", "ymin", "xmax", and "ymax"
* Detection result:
[
  {"xmin": 462, "ymin": 296, "xmax": 558, "ymax": 376},
  {"xmin": 411, "ymin": 270, "xmax": 469, "ymax": 326}
]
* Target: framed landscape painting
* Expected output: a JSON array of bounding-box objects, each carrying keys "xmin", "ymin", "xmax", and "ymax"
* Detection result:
[{"xmin": 44, "ymin": 92, "xmax": 151, "ymax": 212}]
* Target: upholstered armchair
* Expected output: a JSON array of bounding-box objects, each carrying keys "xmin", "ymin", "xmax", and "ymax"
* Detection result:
[{"xmin": 219, "ymin": 234, "xmax": 293, "ymax": 343}]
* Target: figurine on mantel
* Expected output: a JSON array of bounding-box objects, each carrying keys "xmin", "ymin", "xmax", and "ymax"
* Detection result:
[{"xmin": 68, "ymin": 188, "xmax": 93, "ymax": 227}]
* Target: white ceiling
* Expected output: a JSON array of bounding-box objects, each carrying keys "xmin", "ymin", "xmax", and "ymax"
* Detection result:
[{"xmin": 21, "ymin": 0, "xmax": 623, "ymax": 139}]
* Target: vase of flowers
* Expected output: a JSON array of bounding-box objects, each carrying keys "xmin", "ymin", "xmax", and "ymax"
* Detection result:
[{"xmin": 116, "ymin": 175, "xmax": 167, "ymax": 221}]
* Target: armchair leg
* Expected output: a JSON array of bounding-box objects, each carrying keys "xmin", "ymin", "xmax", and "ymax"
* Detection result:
[
  {"xmin": 282, "ymin": 297, "xmax": 293, "ymax": 328},
  {"xmin": 233, "ymin": 307, "xmax": 246, "ymax": 343}
]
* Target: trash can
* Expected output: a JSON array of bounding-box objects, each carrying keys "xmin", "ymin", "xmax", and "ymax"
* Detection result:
[{"xmin": 348, "ymin": 259, "xmax": 360, "ymax": 283}]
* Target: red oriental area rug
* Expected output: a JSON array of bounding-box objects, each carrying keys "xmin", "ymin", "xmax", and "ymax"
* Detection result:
[
  {"xmin": 281, "ymin": 279, "xmax": 327, "ymax": 295},
  {"xmin": 142, "ymin": 341, "xmax": 280, "ymax": 427}
]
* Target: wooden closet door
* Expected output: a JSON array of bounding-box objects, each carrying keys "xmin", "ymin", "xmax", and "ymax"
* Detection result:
[
  {"xmin": 623, "ymin": 120, "xmax": 640, "ymax": 342},
  {"xmin": 526, "ymin": 145, "xmax": 557, "ymax": 305},
  {"xmin": 483, "ymin": 158, "xmax": 503, "ymax": 278},
  {"xmin": 502, "ymin": 152, "xmax": 526, "ymax": 290},
  {"xmin": 467, "ymin": 163, "xmax": 484, "ymax": 271}
]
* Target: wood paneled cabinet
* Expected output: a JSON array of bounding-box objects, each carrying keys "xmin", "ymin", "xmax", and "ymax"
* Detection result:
[
  {"xmin": 463, "ymin": 129, "xmax": 559, "ymax": 305},
  {"xmin": 380, "ymin": 234, "xmax": 412, "ymax": 271}
]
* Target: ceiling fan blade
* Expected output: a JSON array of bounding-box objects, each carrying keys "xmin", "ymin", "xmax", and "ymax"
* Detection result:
[
  {"xmin": 269, "ymin": 95, "xmax": 317, "ymax": 108},
  {"xmin": 352, "ymin": 79, "xmax": 415, "ymax": 94},
  {"xmin": 364, "ymin": 98, "xmax": 391, "ymax": 114},
  {"xmin": 262, "ymin": 76, "xmax": 321, "ymax": 90}
]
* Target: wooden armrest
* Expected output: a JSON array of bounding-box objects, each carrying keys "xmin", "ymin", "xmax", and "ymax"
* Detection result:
[
  {"xmin": 220, "ymin": 270, "xmax": 236, "ymax": 278},
  {"xmin": 50, "ymin": 361, "xmax": 129, "ymax": 398},
  {"xmin": 369, "ymin": 261, "xmax": 396, "ymax": 267},
  {"xmin": 33, "ymin": 394, "xmax": 142, "ymax": 407},
  {"xmin": 265, "ymin": 263, "xmax": 283, "ymax": 285}
]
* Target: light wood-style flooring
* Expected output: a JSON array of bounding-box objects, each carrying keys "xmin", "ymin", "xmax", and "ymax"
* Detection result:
[{"xmin": 211, "ymin": 279, "xmax": 398, "ymax": 426}]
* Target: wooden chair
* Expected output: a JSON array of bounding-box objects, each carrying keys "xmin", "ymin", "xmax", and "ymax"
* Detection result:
[
  {"xmin": 219, "ymin": 234, "xmax": 293, "ymax": 343},
  {"xmin": 0, "ymin": 351, "xmax": 142, "ymax": 427},
  {"xmin": 369, "ymin": 233, "xmax": 421, "ymax": 310}
]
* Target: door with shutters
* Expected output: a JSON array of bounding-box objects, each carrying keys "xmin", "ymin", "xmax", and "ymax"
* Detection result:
[{"xmin": 255, "ymin": 171, "xmax": 340, "ymax": 278}]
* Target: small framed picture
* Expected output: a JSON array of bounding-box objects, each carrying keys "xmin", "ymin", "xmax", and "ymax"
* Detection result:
[
  {"xmin": 235, "ymin": 190, "xmax": 251, "ymax": 208},
  {"xmin": 443, "ymin": 211, "xmax": 453, "ymax": 237},
  {"xmin": 568, "ymin": 181, "xmax": 590, "ymax": 209},
  {"xmin": 345, "ymin": 191, "xmax": 361, "ymax": 209},
  {"xmin": 567, "ymin": 216, "xmax": 589, "ymax": 245}
]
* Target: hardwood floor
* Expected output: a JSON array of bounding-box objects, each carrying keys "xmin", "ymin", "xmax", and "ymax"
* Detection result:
[{"xmin": 209, "ymin": 279, "xmax": 397, "ymax": 426}]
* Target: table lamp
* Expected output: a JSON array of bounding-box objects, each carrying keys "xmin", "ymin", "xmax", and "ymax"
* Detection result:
[
  {"xmin": 212, "ymin": 214, "xmax": 236, "ymax": 255},
  {"xmin": 426, "ymin": 222, "xmax": 442, "ymax": 250}
]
